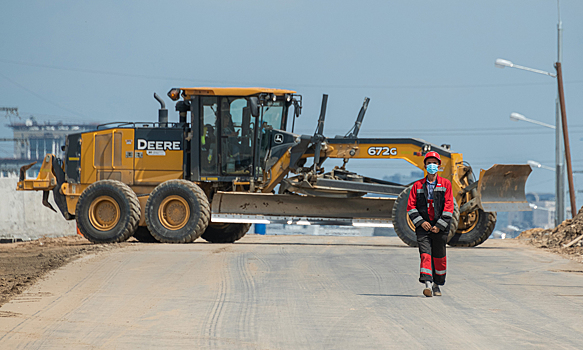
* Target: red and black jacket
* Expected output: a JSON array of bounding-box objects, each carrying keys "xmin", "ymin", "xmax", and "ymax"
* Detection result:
[{"xmin": 406, "ymin": 175, "xmax": 454, "ymax": 232}]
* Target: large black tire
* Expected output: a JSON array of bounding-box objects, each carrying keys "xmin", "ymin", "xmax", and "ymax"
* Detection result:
[
  {"xmin": 133, "ymin": 226, "xmax": 159, "ymax": 243},
  {"xmin": 202, "ymin": 223, "xmax": 251, "ymax": 243},
  {"xmin": 392, "ymin": 186, "xmax": 460, "ymax": 247},
  {"xmin": 145, "ymin": 180, "xmax": 210, "ymax": 243},
  {"xmin": 76, "ymin": 180, "xmax": 140, "ymax": 243},
  {"xmin": 447, "ymin": 210, "xmax": 496, "ymax": 247},
  {"xmin": 392, "ymin": 186, "xmax": 417, "ymax": 247},
  {"xmin": 446, "ymin": 201, "xmax": 460, "ymax": 243}
]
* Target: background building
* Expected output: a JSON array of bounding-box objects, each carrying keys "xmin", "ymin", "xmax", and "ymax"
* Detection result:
[{"xmin": 0, "ymin": 117, "xmax": 97, "ymax": 177}]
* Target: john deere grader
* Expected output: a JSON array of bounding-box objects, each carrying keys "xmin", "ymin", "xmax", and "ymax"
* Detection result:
[{"xmin": 17, "ymin": 88, "xmax": 531, "ymax": 246}]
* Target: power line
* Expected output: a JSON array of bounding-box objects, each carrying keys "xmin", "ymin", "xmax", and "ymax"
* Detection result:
[
  {"xmin": 1, "ymin": 58, "xmax": 583, "ymax": 90},
  {"xmin": 0, "ymin": 71, "xmax": 85, "ymax": 118}
]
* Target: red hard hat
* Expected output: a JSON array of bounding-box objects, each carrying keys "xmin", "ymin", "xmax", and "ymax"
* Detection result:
[{"xmin": 424, "ymin": 151, "xmax": 441, "ymax": 165}]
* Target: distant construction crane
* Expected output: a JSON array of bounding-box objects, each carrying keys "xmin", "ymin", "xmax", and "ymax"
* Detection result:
[{"xmin": 1, "ymin": 107, "xmax": 19, "ymax": 119}]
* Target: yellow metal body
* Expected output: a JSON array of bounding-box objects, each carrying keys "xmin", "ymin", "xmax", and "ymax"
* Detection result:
[
  {"xmin": 16, "ymin": 154, "xmax": 59, "ymax": 191},
  {"xmin": 181, "ymin": 87, "xmax": 296, "ymax": 98},
  {"xmin": 17, "ymin": 127, "xmax": 182, "ymax": 218},
  {"xmin": 264, "ymin": 140, "xmax": 467, "ymax": 206},
  {"xmin": 327, "ymin": 142, "xmax": 467, "ymax": 208}
]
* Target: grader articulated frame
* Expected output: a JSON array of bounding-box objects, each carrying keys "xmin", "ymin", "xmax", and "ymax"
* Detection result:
[{"xmin": 17, "ymin": 88, "xmax": 531, "ymax": 247}]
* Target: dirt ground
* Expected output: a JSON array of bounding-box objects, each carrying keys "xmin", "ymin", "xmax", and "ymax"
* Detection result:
[
  {"xmin": 0, "ymin": 236, "xmax": 128, "ymax": 306},
  {"xmin": 518, "ymin": 205, "xmax": 583, "ymax": 264}
]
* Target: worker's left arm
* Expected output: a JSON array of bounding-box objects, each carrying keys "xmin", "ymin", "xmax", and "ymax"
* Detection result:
[{"xmin": 434, "ymin": 181, "xmax": 454, "ymax": 232}]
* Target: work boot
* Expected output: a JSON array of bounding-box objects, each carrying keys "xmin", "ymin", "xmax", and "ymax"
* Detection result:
[
  {"xmin": 432, "ymin": 283, "xmax": 442, "ymax": 296},
  {"xmin": 423, "ymin": 281, "xmax": 432, "ymax": 297}
]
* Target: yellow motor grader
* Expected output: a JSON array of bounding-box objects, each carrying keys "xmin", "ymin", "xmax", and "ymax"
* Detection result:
[{"xmin": 17, "ymin": 87, "xmax": 531, "ymax": 246}]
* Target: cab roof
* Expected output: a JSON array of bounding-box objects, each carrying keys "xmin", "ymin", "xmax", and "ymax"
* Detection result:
[{"xmin": 180, "ymin": 87, "xmax": 296, "ymax": 98}]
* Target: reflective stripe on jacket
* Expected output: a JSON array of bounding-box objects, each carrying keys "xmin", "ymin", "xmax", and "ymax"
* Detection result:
[{"xmin": 406, "ymin": 175, "xmax": 454, "ymax": 232}]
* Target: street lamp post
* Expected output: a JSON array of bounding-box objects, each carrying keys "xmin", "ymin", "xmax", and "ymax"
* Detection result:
[
  {"xmin": 497, "ymin": 58, "xmax": 576, "ymax": 220},
  {"xmin": 556, "ymin": 3, "xmax": 565, "ymax": 223},
  {"xmin": 495, "ymin": 1, "xmax": 573, "ymax": 223}
]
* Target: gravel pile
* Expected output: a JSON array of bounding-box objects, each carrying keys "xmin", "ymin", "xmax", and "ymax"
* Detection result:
[
  {"xmin": 519, "ymin": 206, "xmax": 583, "ymax": 248},
  {"xmin": 518, "ymin": 206, "xmax": 583, "ymax": 263}
]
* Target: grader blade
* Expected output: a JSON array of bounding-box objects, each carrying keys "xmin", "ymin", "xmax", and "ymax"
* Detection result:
[
  {"xmin": 476, "ymin": 164, "xmax": 532, "ymax": 212},
  {"xmin": 210, "ymin": 192, "xmax": 395, "ymax": 227}
]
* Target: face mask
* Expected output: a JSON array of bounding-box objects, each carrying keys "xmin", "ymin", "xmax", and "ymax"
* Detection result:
[{"xmin": 426, "ymin": 163, "xmax": 439, "ymax": 174}]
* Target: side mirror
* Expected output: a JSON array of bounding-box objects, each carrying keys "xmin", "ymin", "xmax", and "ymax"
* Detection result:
[{"xmin": 249, "ymin": 97, "xmax": 260, "ymax": 117}]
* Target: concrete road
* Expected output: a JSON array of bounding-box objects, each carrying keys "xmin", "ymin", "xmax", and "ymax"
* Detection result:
[{"xmin": 1, "ymin": 235, "xmax": 583, "ymax": 349}]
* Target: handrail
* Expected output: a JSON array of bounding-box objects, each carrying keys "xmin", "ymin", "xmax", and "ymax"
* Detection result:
[{"xmin": 97, "ymin": 122, "xmax": 188, "ymax": 130}]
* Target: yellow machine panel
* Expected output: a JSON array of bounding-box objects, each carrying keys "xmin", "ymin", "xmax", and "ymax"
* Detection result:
[
  {"xmin": 180, "ymin": 87, "xmax": 296, "ymax": 98},
  {"xmin": 326, "ymin": 142, "xmax": 458, "ymax": 181},
  {"xmin": 81, "ymin": 128, "xmax": 135, "ymax": 185}
]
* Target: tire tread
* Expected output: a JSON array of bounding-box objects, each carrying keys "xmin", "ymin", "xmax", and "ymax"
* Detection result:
[
  {"xmin": 145, "ymin": 180, "xmax": 210, "ymax": 243},
  {"xmin": 76, "ymin": 180, "xmax": 139, "ymax": 244},
  {"xmin": 202, "ymin": 223, "xmax": 251, "ymax": 243},
  {"xmin": 448, "ymin": 211, "xmax": 496, "ymax": 247}
]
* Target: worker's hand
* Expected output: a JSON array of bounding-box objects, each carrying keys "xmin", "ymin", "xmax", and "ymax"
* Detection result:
[
  {"xmin": 421, "ymin": 221, "xmax": 432, "ymax": 231},
  {"xmin": 431, "ymin": 226, "xmax": 440, "ymax": 233}
]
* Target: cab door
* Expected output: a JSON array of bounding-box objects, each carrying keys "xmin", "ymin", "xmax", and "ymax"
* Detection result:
[
  {"xmin": 200, "ymin": 97, "xmax": 219, "ymax": 177},
  {"xmin": 219, "ymin": 97, "xmax": 254, "ymax": 175}
]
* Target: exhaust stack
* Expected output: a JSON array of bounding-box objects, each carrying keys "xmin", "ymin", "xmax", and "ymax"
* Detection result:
[{"xmin": 154, "ymin": 93, "xmax": 168, "ymax": 127}]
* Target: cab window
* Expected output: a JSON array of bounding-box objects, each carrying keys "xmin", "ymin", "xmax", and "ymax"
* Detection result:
[{"xmin": 261, "ymin": 101, "xmax": 286, "ymax": 130}]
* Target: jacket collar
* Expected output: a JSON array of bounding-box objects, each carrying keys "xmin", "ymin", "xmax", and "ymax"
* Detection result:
[{"xmin": 421, "ymin": 175, "xmax": 440, "ymax": 185}]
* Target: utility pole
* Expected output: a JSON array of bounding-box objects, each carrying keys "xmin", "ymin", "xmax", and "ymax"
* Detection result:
[{"xmin": 555, "ymin": 62, "xmax": 577, "ymax": 218}]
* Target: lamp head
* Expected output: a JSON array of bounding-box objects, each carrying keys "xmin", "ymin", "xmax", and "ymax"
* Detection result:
[
  {"xmin": 495, "ymin": 58, "xmax": 514, "ymax": 68},
  {"xmin": 527, "ymin": 160, "xmax": 542, "ymax": 168},
  {"xmin": 510, "ymin": 112, "xmax": 526, "ymax": 121}
]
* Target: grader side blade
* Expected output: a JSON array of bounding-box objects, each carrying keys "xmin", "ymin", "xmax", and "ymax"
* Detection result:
[
  {"xmin": 476, "ymin": 164, "xmax": 532, "ymax": 212},
  {"xmin": 210, "ymin": 192, "xmax": 395, "ymax": 227}
]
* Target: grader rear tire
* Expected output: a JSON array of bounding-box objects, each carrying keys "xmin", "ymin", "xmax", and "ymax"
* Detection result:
[
  {"xmin": 145, "ymin": 180, "xmax": 210, "ymax": 243},
  {"xmin": 76, "ymin": 180, "xmax": 140, "ymax": 243},
  {"xmin": 392, "ymin": 186, "xmax": 460, "ymax": 248},
  {"xmin": 202, "ymin": 223, "xmax": 251, "ymax": 243},
  {"xmin": 447, "ymin": 209, "xmax": 496, "ymax": 247},
  {"xmin": 133, "ymin": 226, "xmax": 159, "ymax": 243}
]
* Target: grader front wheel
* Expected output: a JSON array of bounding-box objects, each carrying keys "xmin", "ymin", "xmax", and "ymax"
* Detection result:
[
  {"xmin": 447, "ymin": 209, "xmax": 496, "ymax": 247},
  {"xmin": 392, "ymin": 186, "xmax": 460, "ymax": 248}
]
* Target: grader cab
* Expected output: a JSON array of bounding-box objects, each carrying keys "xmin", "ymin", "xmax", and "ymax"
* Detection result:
[{"xmin": 17, "ymin": 87, "xmax": 532, "ymax": 246}]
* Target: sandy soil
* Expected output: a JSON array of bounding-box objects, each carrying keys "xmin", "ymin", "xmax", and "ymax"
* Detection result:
[
  {"xmin": 2, "ymin": 235, "xmax": 583, "ymax": 349},
  {"xmin": 2, "ymin": 214, "xmax": 581, "ymax": 309},
  {"xmin": 0, "ymin": 236, "xmax": 127, "ymax": 306}
]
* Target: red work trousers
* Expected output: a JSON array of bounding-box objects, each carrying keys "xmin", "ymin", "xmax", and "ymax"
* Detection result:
[{"xmin": 416, "ymin": 199, "xmax": 447, "ymax": 285}]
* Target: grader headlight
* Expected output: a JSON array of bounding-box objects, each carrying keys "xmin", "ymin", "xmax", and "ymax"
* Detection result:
[{"xmin": 167, "ymin": 88, "xmax": 181, "ymax": 101}]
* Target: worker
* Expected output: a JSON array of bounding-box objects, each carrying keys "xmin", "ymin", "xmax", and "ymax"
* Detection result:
[
  {"xmin": 406, "ymin": 151, "xmax": 454, "ymax": 297},
  {"xmin": 221, "ymin": 114, "xmax": 241, "ymax": 171}
]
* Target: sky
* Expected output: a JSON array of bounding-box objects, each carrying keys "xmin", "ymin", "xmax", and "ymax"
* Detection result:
[{"xmin": 1, "ymin": 0, "xmax": 582, "ymax": 209}]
